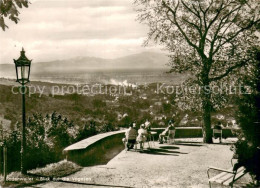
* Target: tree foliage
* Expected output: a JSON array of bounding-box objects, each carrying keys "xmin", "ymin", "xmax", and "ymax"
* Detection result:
[
  {"xmin": 232, "ymin": 48, "xmax": 260, "ymax": 185},
  {"xmin": 0, "ymin": 122, "xmax": 21, "ymax": 172},
  {"xmin": 26, "ymin": 112, "xmax": 77, "ymax": 169},
  {"xmin": 76, "ymin": 121, "xmax": 98, "ymax": 141},
  {"xmin": 135, "ymin": 0, "xmax": 260, "ymax": 142},
  {"xmin": 0, "ymin": 0, "xmax": 29, "ymax": 31},
  {"xmin": 0, "ymin": 111, "xmax": 122, "ymax": 172}
]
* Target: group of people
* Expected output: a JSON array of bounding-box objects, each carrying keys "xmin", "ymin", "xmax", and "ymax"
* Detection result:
[
  {"xmin": 123, "ymin": 120, "xmax": 176, "ymax": 151},
  {"xmin": 123, "ymin": 121, "xmax": 151, "ymax": 151},
  {"xmin": 123, "ymin": 120, "xmax": 227, "ymax": 151}
]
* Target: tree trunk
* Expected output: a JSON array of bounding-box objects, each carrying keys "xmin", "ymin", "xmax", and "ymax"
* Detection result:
[
  {"xmin": 201, "ymin": 66, "xmax": 213, "ymax": 143},
  {"xmin": 202, "ymin": 96, "xmax": 213, "ymax": 143}
]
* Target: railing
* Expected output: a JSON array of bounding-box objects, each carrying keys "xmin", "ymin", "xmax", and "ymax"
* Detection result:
[{"xmin": 151, "ymin": 127, "xmax": 236, "ymax": 139}]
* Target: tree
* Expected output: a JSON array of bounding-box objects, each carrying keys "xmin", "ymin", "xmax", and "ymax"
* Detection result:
[
  {"xmin": 0, "ymin": 0, "xmax": 29, "ymax": 31},
  {"xmin": 232, "ymin": 48, "xmax": 260, "ymax": 185},
  {"xmin": 135, "ymin": 0, "xmax": 260, "ymax": 143}
]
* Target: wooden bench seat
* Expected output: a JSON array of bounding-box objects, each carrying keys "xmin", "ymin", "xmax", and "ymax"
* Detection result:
[{"xmin": 207, "ymin": 166, "xmax": 246, "ymax": 188}]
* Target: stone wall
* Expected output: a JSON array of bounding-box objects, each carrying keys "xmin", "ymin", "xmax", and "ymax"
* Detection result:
[{"xmin": 65, "ymin": 132, "xmax": 125, "ymax": 167}]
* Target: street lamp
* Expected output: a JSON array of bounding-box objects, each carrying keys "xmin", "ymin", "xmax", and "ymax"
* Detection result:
[{"xmin": 14, "ymin": 48, "xmax": 32, "ymax": 174}]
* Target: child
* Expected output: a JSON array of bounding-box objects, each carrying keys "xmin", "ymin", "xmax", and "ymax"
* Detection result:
[{"xmin": 136, "ymin": 124, "xmax": 148, "ymax": 150}]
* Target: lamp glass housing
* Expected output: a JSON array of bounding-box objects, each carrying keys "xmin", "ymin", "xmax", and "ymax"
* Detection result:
[
  {"xmin": 17, "ymin": 65, "xmax": 30, "ymax": 81},
  {"xmin": 14, "ymin": 49, "xmax": 31, "ymax": 84}
]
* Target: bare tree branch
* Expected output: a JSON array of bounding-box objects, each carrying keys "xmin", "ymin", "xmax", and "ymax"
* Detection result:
[
  {"xmin": 182, "ymin": 17, "xmax": 202, "ymax": 37},
  {"xmin": 162, "ymin": 1, "xmax": 198, "ymax": 49},
  {"xmin": 206, "ymin": 1, "xmax": 224, "ymax": 31},
  {"xmin": 209, "ymin": 60, "xmax": 249, "ymax": 82},
  {"xmin": 213, "ymin": 19, "xmax": 260, "ymax": 55},
  {"xmin": 161, "ymin": 0, "xmax": 210, "ymax": 60},
  {"xmin": 181, "ymin": 0, "xmax": 200, "ymax": 19}
]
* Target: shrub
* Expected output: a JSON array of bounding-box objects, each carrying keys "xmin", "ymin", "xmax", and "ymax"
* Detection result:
[
  {"xmin": 233, "ymin": 48, "xmax": 260, "ymax": 185},
  {"xmin": 25, "ymin": 112, "xmax": 78, "ymax": 170},
  {"xmin": 2, "ymin": 124, "xmax": 21, "ymax": 173},
  {"xmin": 76, "ymin": 121, "xmax": 98, "ymax": 141},
  {"xmin": 100, "ymin": 122, "xmax": 116, "ymax": 133}
]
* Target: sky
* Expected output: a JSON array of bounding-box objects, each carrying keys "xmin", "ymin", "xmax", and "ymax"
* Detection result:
[{"xmin": 0, "ymin": 0, "xmax": 162, "ymax": 64}]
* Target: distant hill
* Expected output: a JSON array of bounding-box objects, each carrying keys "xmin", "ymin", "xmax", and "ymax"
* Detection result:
[
  {"xmin": 0, "ymin": 52, "xmax": 169, "ymax": 77},
  {"xmin": 112, "ymin": 52, "xmax": 169, "ymax": 69}
]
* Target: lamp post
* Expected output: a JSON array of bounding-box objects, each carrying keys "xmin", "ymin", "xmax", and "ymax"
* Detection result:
[{"xmin": 14, "ymin": 48, "xmax": 32, "ymax": 174}]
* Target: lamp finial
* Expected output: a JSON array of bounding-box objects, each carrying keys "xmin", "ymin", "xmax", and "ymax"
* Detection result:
[{"xmin": 21, "ymin": 47, "xmax": 25, "ymax": 56}]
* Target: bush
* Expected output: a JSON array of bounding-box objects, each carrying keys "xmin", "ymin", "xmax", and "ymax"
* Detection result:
[
  {"xmin": 2, "ymin": 110, "xmax": 119, "ymax": 173},
  {"xmin": 100, "ymin": 122, "xmax": 116, "ymax": 133},
  {"xmin": 233, "ymin": 48, "xmax": 260, "ymax": 185},
  {"xmin": 25, "ymin": 112, "xmax": 78, "ymax": 170},
  {"xmin": 3, "ymin": 124, "xmax": 21, "ymax": 173},
  {"xmin": 76, "ymin": 121, "xmax": 98, "ymax": 141}
]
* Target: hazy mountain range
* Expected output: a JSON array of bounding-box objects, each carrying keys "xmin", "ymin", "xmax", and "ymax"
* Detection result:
[{"xmin": 0, "ymin": 52, "xmax": 169, "ymax": 77}]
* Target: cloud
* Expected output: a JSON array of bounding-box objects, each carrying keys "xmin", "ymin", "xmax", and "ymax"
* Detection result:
[
  {"xmin": 0, "ymin": 0, "xmax": 161, "ymax": 64},
  {"xmin": 31, "ymin": 0, "xmax": 132, "ymax": 8}
]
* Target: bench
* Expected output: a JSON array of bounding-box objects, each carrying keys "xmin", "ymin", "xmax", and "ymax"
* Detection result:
[
  {"xmin": 123, "ymin": 137, "xmax": 152, "ymax": 152},
  {"xmin": 207, "ymin": 166, "xmax": 246, "ymax": 188},
  {"xmin": 213, "ymin": 128, "xmax": 222, "ymax": 143}
]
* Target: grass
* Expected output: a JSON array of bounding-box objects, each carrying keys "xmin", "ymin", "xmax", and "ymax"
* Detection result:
[
  {"xmin": 28, "ymin": 160, "xmax": 82, "ymax": 177},
  {"xmin": 0, "ymin": 160, "xmax": 82, "ymax": 187}
]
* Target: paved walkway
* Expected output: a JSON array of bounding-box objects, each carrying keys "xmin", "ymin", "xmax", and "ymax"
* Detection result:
[{"xmin": 35, "ymin": 138, "xmax": 249, "ymax": 188}]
